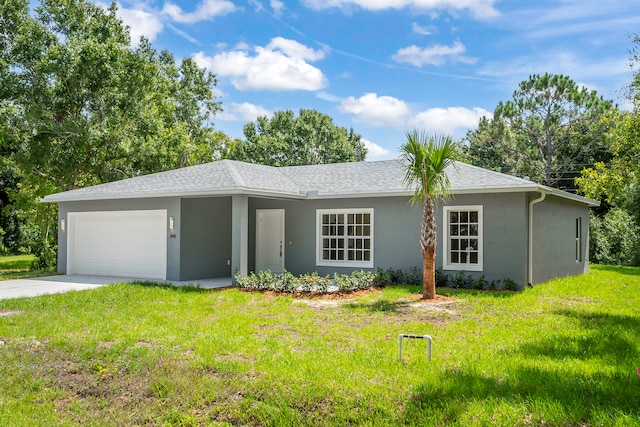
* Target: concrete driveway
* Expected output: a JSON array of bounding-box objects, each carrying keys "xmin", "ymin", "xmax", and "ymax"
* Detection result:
[{"xmin": 0, "ymin": 275, "xmax": 232, "ymax": 301}]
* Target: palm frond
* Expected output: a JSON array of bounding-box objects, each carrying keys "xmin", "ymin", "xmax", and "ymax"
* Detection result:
[{"xmin": 399, "ymin": 129, "xmax": 459, "ymax": 205}]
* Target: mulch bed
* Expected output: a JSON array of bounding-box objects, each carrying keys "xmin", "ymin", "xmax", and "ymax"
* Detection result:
[{"xmin": 248, "ymin": 288, "xmax": 454, "ymax": 303}]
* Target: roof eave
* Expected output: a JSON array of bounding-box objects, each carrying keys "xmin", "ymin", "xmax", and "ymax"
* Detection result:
[
  {"xmin": 41, "ymin": 183, "xmax": 600, "ymax": 207},
  {"xmin": 538, "ymin": 185, "xmax": 600, "ymax": 207},
  {"xmin": 41, "ymin": 187, "xmax": 306, "ymax": 203}
]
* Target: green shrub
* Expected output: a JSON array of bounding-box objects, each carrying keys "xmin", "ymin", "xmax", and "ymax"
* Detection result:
[
  {"xmin": 237, "ymin": 267, "xmax": 522, "ymax": 295},
  {"xmin": 374, "ymin": 267, "xmax": 421, "ymax": 286},
  {"xmin": 450, "ymin": 270, "xmax": 474, "ymax": 289},
  {"xmin": 503, "ymin": 277, "xmax": 519, "ymax": 291},
  {"xmin": 334, "ymin": 270, "xmax": 375, "ymax": 292},
  {"xmin": 298, "ymin": 272, "xmax": 330, "ymax": 293},
  {"xmin": 490, "ymin": 279, "xmax": 505, "ymax": 291},
  {"xmin": 590, "ymin": 209, "xmax": 640, "ymax": 266},
  {"xmin": 435, "ymin": 268, "xmax": 447, "ymax": 287},
  {"xmin": 373, "ymin": 267, "xmax": 392, "ymax": 287},
  {"xmin": 475, "ymin": 274, "xmax": 490, "ymax": 290},
  {"xmin": 235, "ymin": 269, "xmax": 375, "ymax": 294},
  {"xmin": 31, "ymin": 242, "xmax": 57, "ymax": 270}
]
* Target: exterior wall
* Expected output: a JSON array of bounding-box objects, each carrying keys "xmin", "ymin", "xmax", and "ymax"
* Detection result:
[
  {"xmin": 57, "ymin": 197, "xmax": 181, "ymax": 280},
  {"xmin": 180, "ymin": 197, "xmax": 232, "ymax": 280},
  {"xmin": 438, "ymin": 192, "xmax": 528, "ymax": 287},
  {"xmin": 248, "ymin": 193, "xmax": 529, "ymax": 287},
  {"xmin": 55, "ymin": 190, "xmax": 588, "ymax": 287},
  {"xmin": 248, "ymin": 196, "xmax": 423, "ymax": 276},
  {"xmin": 531, "ymin": 194, "xmax": 589, "ymax": 284}
]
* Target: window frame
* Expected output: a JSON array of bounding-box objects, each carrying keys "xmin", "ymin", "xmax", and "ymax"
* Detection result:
[
  {"xmin": 316, "ymin": 208, "xmax": 374, "ymax": 268},
  {"xmin": 575, "ymin": 217, "xmax": 582, "ymax": 263},
  {"xmin": 442, "ymin": 205, "xmax": 484, "ymax": 272}
]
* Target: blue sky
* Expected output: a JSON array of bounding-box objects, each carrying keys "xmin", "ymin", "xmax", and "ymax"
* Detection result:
[{"xmin": 107, "ymin": 0, "xmax": 639, "ymax": 160}]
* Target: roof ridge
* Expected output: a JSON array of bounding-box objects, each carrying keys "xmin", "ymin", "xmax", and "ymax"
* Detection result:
[
  {"xmin": 453, "ymin": 161, "xmax": 535, "ymax": 185},
  {"xmin": 272, "ymin": 167, "xmax": 303, "ymax": 192},
  {"xmin": 281, "ymin": 158, "xmax": 402, "ymax": 171},
  {"xmin": 222, "ymin": 159, "xmax": 248, "ymax": 188},
  {"xmin": 221, "ymin": 160, "xmax": 303, "ymax": 194}
]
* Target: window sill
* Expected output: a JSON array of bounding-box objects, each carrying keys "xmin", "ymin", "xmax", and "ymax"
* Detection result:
[
  {"xmin": 443, "ymin": 264, "xmax": 483, "ymax": 272},
  {"xmin": 317, "ymin": 260, "xmax": 374, "ymax": 269}
]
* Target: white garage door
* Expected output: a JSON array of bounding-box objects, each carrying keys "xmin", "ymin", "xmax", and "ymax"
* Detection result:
[{"xmin": 67, "ymin": 210, "xmax": 167, "ymax": 279}]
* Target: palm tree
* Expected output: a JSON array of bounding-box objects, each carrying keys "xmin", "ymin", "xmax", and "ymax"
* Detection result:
[{"xmin": 400, "ymin": 130, "xmax": 458, "ymax": 300}]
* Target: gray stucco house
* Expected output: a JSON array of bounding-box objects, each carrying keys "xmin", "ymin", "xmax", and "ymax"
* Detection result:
[{"xmin": 42, "ymin": 159, "xmax": 598, "ymax": 288}]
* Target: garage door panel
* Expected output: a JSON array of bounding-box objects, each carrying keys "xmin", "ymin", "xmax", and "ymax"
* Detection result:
[{"xmin": 68, "ymin": 210, "xmax": 167, "ymax": 280}]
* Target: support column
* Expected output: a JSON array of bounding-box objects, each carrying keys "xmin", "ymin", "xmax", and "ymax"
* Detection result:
[{"xmin": 231, "ymin": 195, "xmax": 249, "ymax": 281}]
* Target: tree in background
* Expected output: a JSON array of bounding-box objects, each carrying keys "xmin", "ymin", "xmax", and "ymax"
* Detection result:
[
  {"xmin": 465, "ymin": 74, "xmax": 614, "ymax": 190},
  {"xmin": 401, "ymin": 131, "xmax": 458, "ymax": 300},
  {"xmin": 576, "ymin": 34, "xmax": 640, "ymax": 266},
  {"xmin": 576, "ymin": 40, "xmax": 640, "ymax": 265},
  {"xmin": 121, "ymin": 47, "xmax": 225, "ymax": 178},
  {"xmin": 2, "ymin": 0, "xmax": 222, "ymax": 192},
  {"xmin": 230, "ymin": 109, "xmax": 366, "ymax": 166},
  {"xmin": 0, "ymin": 0, "xmax": 223, "ymax": 262},
  {"xmin": 0, "ymin": 164, "xmax": 24, "ymax": 252}
]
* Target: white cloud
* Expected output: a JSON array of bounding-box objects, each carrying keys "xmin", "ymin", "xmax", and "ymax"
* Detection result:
[
  {"xmin": 248, "ymin": 0, "xmax": 264, "ymax": 12},
  {"xmin": 500, "ymin": 1, "xmax": 638, "ymax": 42},
  {"xmin": 477, "ymin": 50, "xmax": 630, "ymax": 102},
  {"xmin": 316, "ymin": 91, "xmax": 341, "ymax": 102},
  {"xmin": 98, "ymin": 2, "xmax": 163, "ymax": 44},
  {"xmin": 412, "ymin": 22, "xmax": 436, "ymax": 35},
  {"xmin": 219, "ymin": 102, "xmax": 273, "ymax": 121},
  {"xmin": 576, "ymin": 81, "xmax": 599, "ymax": 93},
  {"xmin": 193, "ymin": 38, "xmax": 327, "ymax": 91},
  {"xmin": 234, "ymin": 41, "xmax": 251, "ymax": 51},
  {"xmin": 409, "ymin": 107, "xmax": 491, "ymax": 135},
  {"xmin": 480, "ymin": 51, "xmax": 628, "ymax": 84},
  {"xmin": 392, "ymin": 41, "xmax": 477, "ymax": 67},
  {"xmin": 233, "ymin": 102, "xmax": 273, "ymax": 121},
  {"xmin": 162, "ymin": 0, "xmax": 236, "ymax": 24},
  {"xmin": 339, "ymin": 93, "xmax": 410, "ymax": 127},
  {"xmin": 271, "ymin": 0, "xmax": 285, "ymax": 16},
  {"xmin": 301, "ymin": 0, "xmax": 499, "ymax": 19},
  {"xmin": 266, "ymin": 37, "xmax": 326, "ymax": 61},
  {"xmin": 167, "ymin": 23, "xmax": 200, "ymax": 45},
  {"xmin": 362, "ymin": 138, "xmax": 392, "ymax": 160}
]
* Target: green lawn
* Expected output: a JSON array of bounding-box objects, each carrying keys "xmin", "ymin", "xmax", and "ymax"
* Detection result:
[
  {"xmin": 0, "ymin": 254, "xmax": 34, "ymax": 272},
  {"xmin": 0, "ymin": 265, "xmax": 639, "ymax": 426},
  {"xmin": 0, "ymin": 254, "xmax": 55, "ymax": 281}
]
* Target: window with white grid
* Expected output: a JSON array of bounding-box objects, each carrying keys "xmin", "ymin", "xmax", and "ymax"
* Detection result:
[
  {"xmin": 316, "ymin": 209, "xmax": 374, "ymax": 268},
  {"xmin": 443, "ymin": 206, "xmax": 483, "ymax": 271}
]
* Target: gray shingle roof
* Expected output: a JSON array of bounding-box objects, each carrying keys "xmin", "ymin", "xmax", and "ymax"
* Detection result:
[{"xmin": 42, "ymin": 159, "xmax": 597, "ymax": 206}]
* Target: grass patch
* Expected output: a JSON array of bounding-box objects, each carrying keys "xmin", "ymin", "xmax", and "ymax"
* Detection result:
[
  {"xmin": 0, "ymin": 254, "xmax": 34, "ymax": 271},
  {"xmin": 0, "ymin": 254, "xmax": 55, "ymax": 281},
  {"xmin": 0, "ymin": 265, "xmax": 639, "ymax": 425}
]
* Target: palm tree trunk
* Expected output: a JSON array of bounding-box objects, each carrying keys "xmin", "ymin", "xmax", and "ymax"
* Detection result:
[
  {"xmin": 421, "ymin": 198, "xmax": 437, "ymax": 299},
  {"xmin": 422, "ymin": 247, "xmax": 436, "ymax": 299}
]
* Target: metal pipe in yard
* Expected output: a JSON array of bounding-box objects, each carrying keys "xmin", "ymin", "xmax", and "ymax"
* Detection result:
[{"xmin": 398, "ymin": 334, "xmax": 432, "ymax": 362}]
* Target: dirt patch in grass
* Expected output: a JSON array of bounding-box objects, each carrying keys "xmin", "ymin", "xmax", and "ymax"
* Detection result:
[
  {"xmin": 403, "ymin": 293, "xmax": 453, "ymax": 303},
  {"xmin": 261, "ymin": 288, "xmax": 455, "ymax": 303},
  {"xmin": 296, "ymin": 293, "xmax": 458, "ymax": 328},
  {"xmin": 299, "ymin": 292, "xmax": 454, "ymax": 309},
  {"xmin": 246, "ymin": 289, "xmax": 458, "ymax": 325},
  {"xmin": 0, "ymin": 310, "xmax": 22, "ymax": 317}
]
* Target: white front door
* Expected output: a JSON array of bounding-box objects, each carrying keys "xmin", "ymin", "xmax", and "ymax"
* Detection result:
[{"xmin": 256, "ymin": 209, "xmax": 285, "ymax": 274}]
